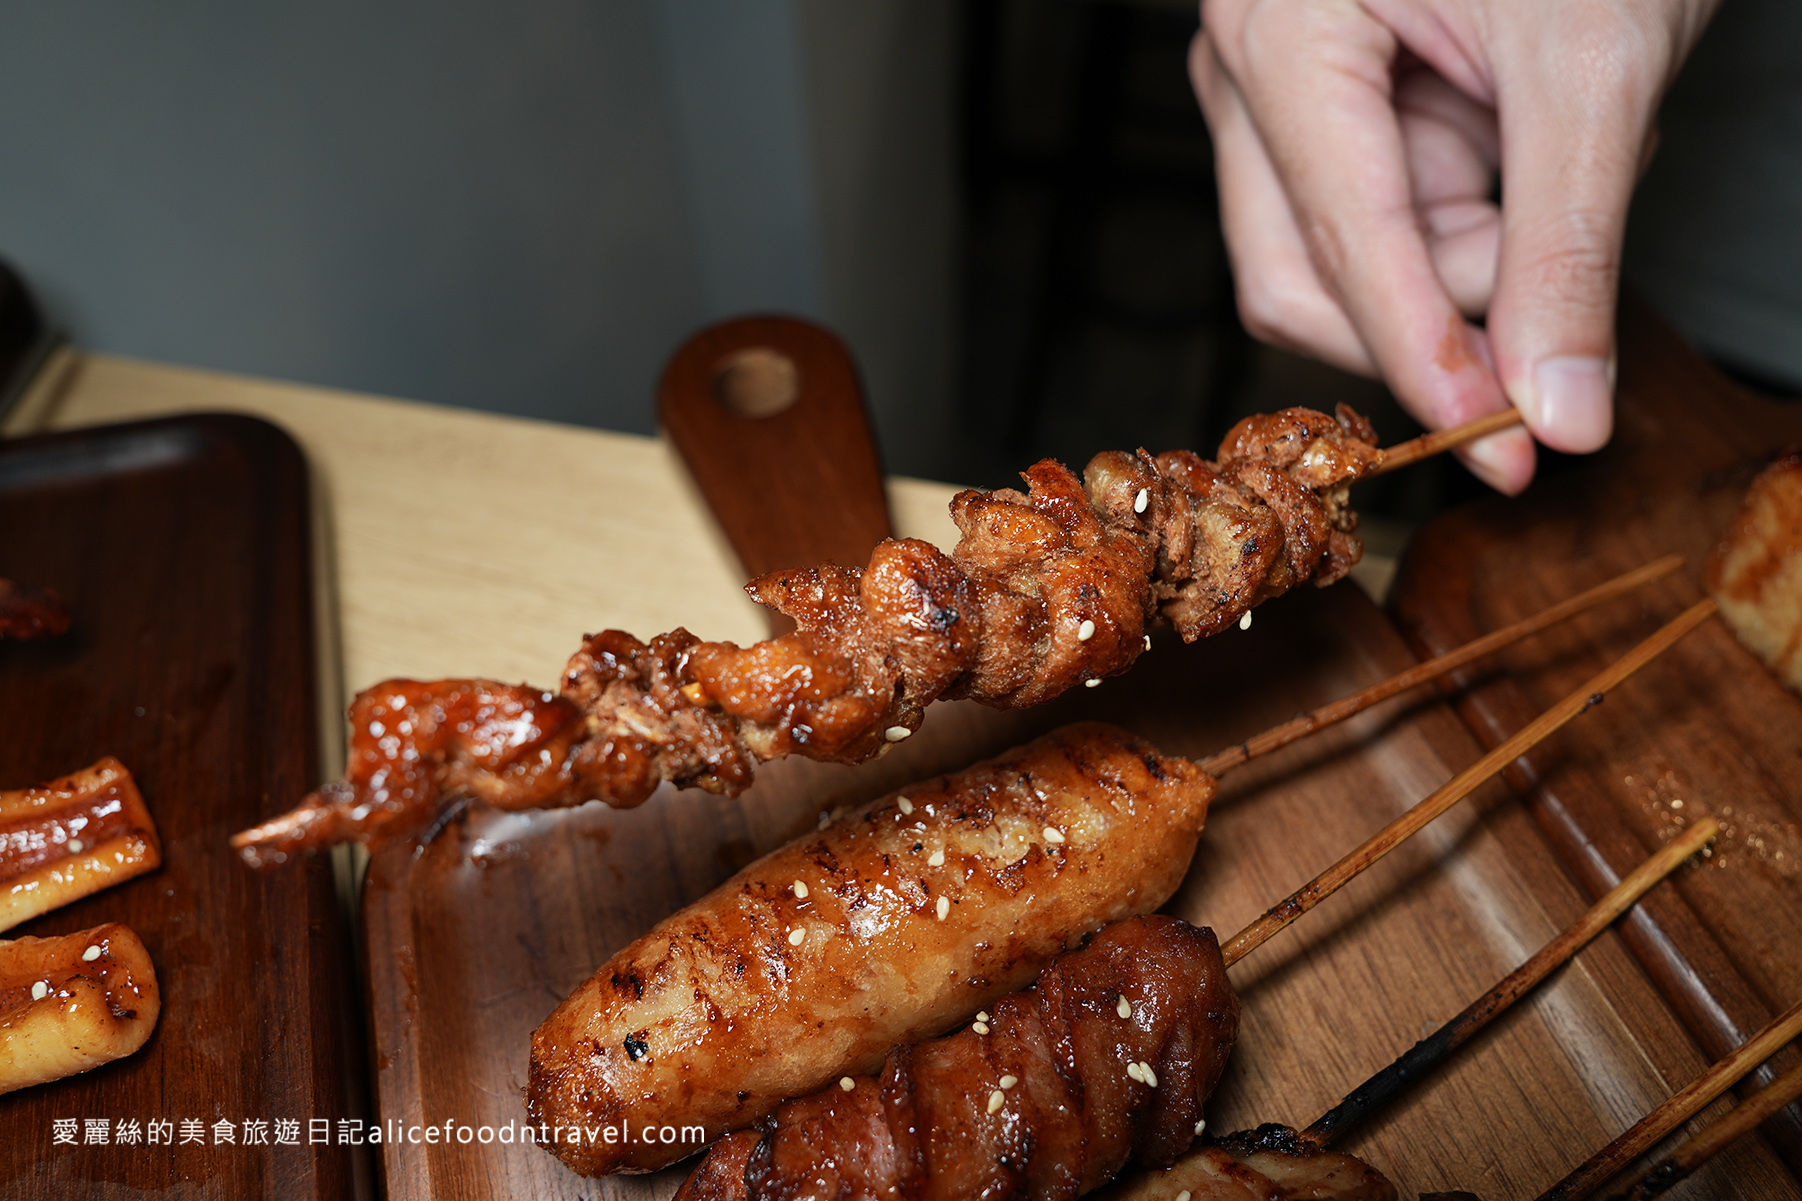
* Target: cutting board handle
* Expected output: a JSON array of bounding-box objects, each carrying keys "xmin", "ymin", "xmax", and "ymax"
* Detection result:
[{"xmin": 658, "ymin": 315, "xmax": 894, "ymax": 632}]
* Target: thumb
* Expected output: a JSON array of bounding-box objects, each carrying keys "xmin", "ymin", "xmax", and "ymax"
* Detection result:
[{"xmin": 1486, "ymin": 14, "xmax": 1670, "ymax": 455}]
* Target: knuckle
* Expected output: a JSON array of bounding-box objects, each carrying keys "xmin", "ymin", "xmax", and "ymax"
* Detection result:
[
  {"xmin": 1233, "ymin": 274, "xmax": 1312, "ymax": 347},
  {"xmin": 1294, "ymin": 209, "xmax": 1354, "ymax": 292},
  {"xmin": 1200, "ymin": 0, "xmax": 1255, "ymax": 76},
  {"xmin": 1516, "ymin": 211, "xmax": 1621, "ymax": 308},
  {"xmin": 1546, "ymin": 8, "xmax": 1674, "ymax": 112}
]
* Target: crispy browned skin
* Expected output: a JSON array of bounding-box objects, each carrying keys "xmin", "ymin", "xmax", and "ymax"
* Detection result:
[
  {"xmin": 1708, "ymin": 446, "xmax": 1802, "ymax": 693},
  {"xmin": 671, "ymin": 915, "xmax": 1239, "ymax": 1201},
  {"xmin": 527, "ymin": 723, "xmax": 1215, "ymax": 1176},
  {"xmin": 1, "ymin": 758, "xmax": 162, "ymax": 932},
  {"xmin": 0, "ymin": 579, "xmax": 70, "ymax": 641},
  {"xmin": 0, "ymin": 922, "xmax": 161, "ymax": 1094},
  {"xmin": 1101, "ymin": 1125, "xmax": 1397, "ymax": 1201},
  {"xmin": 232, "ymin": 406, "xmax": 1376, "ymax": 865}
]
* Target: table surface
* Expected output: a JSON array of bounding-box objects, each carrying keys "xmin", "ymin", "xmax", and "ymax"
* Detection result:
[
  {"xmin": 4, "ymin": 349, "xmax": 970, "ymax": 755},
  {"xmin": 5, "ymin": 346, "xmax": 1788, "ymax": 1199}
]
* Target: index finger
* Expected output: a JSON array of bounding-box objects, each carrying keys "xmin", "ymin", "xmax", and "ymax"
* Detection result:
[{"xmin": 1208, "ymin": 0, "xmax": 1534, "ymax": 489}]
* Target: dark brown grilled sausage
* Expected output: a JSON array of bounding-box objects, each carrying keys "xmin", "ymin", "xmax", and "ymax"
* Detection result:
[
  {"xmin": 527, "ymin": 724, "xmax": 1216, "ymax": 1176},
  {"xmin": 674, "ymin": 915, "xmax": 1239, "ymax": 1201}
]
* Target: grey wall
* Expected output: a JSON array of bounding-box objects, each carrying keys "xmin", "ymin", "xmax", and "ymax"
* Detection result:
[{"xmin": 0, "ymin": 1, "xmax": 960, "ymax": 475}]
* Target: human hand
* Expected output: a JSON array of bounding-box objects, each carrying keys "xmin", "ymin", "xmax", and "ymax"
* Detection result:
[{"xmin": 1191, "ymin": 0, "xmax": 1718, "ymax": 492}]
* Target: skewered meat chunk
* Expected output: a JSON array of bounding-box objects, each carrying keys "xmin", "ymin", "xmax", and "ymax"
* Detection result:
[
  {"xmin": 1708, "ymin": 447, "xmax": 1802, "ymax": 693},
  {"xmin": 0, "ymin": 578, "xmax": 69, "ymax": 641},
  {"xmin": 1101, "ymin": 1125, "xmax": 1397, "ymax": 1201},
  {"xmin": 527, "ymin": 723, "xmax": 1216, "ymax": 1176},
  {"xmin": 0, "ymin": 922, "xmax": 160, "ymax": 1094},
  {"xmin": 1, "ymin": 758, "xmax": 162, "ymax": 932},
  {"xmin": 672, "ymin": 915, "xmax": 1240, "ymax": 1201},
  {"xmin": 233, "ymin": 405, "xmax": 1378, "ymax": 866}
]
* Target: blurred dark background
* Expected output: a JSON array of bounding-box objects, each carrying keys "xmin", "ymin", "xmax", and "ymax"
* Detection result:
[{"xmin": 1, "ymin": 0, "xmax": 1791, "ymax": 547}]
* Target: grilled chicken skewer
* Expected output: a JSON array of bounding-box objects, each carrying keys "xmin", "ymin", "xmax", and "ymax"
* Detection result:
[
  {"xmin": 234, "ymin": 405, "xmax": 1393, "ymax": 867},
  {"xmin": 232, "ymin": 416, "xmax": 1679, "ymax": 876},
  {"xmin": 528, "ymin": 603, "xmax": 1712, "ymax": 1178}
]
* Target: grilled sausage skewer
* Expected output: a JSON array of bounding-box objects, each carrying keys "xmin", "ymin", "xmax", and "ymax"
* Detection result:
[
  {"xmin": 673, "ymin": 916, "xmax": 1239, "ymax": 1201},
  {"xmin": 529, "ymin": 723, "xmax": 1216, "ymax": 1177},
  {"xmin": 528, "ymin": 598, "xmax": 1711, "ymax": 1178},
  {"xmin": 669, "ymin": 639, "xmax": 1717, "ymax": 1200},
  {"xmin": 691, "ymin": 765, "xmax": 1717, "ymax": 1201}
]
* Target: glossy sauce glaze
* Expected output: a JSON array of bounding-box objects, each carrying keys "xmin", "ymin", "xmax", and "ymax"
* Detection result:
[
  {"xmin": 0, "ymin": 922, "xmax": 161, "ymax": 1094},
  {"xmin": 674, "ymin": 916, "xmax": 1240, "ymax": 1201},
  {"xmin": 527, "ymin": 723, "xmax": 1217, "ymax": 1177},
  {"xmin": 234, "ymin": 406, "xmax": 1376, "ymax": 866},
  {"xmin": 0, "ymin": 759, "xmax": 161, "ymax": 931}
]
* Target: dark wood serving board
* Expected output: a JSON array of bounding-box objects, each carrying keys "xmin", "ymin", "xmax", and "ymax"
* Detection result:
[
  {"xmin": 1390, "ymin": 298, "xmax": 1802, "ymax": 1177},
  {"xmin": 0, "ymin": 415, "xmax": 368, "ymax": 1199},
  {"xmin": 360, "ymin": 303, "xmax": 1797, "ymax": 1198}
]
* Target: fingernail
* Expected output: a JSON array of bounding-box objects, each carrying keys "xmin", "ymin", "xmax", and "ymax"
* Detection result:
[
  {"xmin": 1458, "ymin": 427, "xmax": 1535, "ymax": 496},
  {"xmin": 1527, "ymin": 356, "xmax": 1614, "ymax": 452}
]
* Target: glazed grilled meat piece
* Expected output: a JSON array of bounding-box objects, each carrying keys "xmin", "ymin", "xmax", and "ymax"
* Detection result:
[
  {"xmin": 0, "ymin": 758, "xmax": 163, "ymax": 932},
  {"xmin": 1101, "ymin": 1125, "xmax": 1397, "ymax": 1200},
  {"xmin": 1708, "ymin": 446, "xmax": 1802, "ymax": 693},
  {"xmin": 232, "ymin": 406, "xmax": 1377, "ymax": 865},
  {"xmin": 0, "ymin": 923, "xmax": 161, "ymax": 1095},
  {"xmin": 527, "ymin": 724, "xmax": 1216, "ymax": 1176},
  {"xmin": 0, "ymin": 578, "xmax": 70, "ymax": 641},
  {"xmin": 672, "ymin": 915, "xmax": 1240, "ymax": 1201}
]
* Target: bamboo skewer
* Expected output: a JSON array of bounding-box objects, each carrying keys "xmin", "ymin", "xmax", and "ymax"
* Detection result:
[
  {"xmin": 1614, "ymin": 1059, "xmax": 1802, "ymax": 1200},
  {"xmin": 1220, "ymin": 598, "xmax": 1718, "ymax": 968},
  {"xmin": 1303, "ymin": 817, "xmax": 1723, "ymax": 1144},
  {"xmin": 1093, "ymin": 822, "xmax": 1724, "ymax": 1201},
  {"xmin": 1538, "ymin": 996, "xmax": 1802, "ymax": 1201},
  {"xmin": 1197, "ymin": 554, "xmax": 1687, "ymax": 777},
  {"xmin": 1370, "ymin": 408, "xmax": 1527, "ymax": 476}
]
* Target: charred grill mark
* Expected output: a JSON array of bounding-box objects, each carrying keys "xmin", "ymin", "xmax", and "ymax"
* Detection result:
[{"xmin": 240, "ymin": 410, "xmax": 1374, "ymax": 863}]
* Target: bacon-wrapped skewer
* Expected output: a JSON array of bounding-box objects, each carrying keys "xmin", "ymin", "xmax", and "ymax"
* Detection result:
[
  {"xmin": 674, "ymin": 915, "xmax": 1241, "ymax": 1201},
  {"xmin": 234, "ymin": 406, "xmax": 1393, "ymax": 866}
]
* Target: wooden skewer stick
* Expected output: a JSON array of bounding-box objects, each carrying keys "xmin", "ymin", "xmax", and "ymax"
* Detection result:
[
  {"xmin": 1220, "ymin": 598, "xmax": 1718, "ymax": 969},
  {"xmin": 1370, "ymin": 408, "xmax": 1527, "ymax": 476},
  {"xmin": 1537, "ymin": 995, "xmax": 1802, "ymax": 1201},
  {"xmin": 1198, "ymin": 554, "xmax": 1687, "ymax": 777},
  {"xmin": 1303, "ymin": 817, "xmax": 1722, "ymax": 1145},
  {"xmin": 1613, "ymin": 1059, "xmax": 1802, "ymax": 1200}
]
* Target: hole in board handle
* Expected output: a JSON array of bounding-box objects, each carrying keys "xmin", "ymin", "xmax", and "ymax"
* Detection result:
[{"xmin": 713, "ymin": 347, "xmax": 800, "ymax": 418}]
